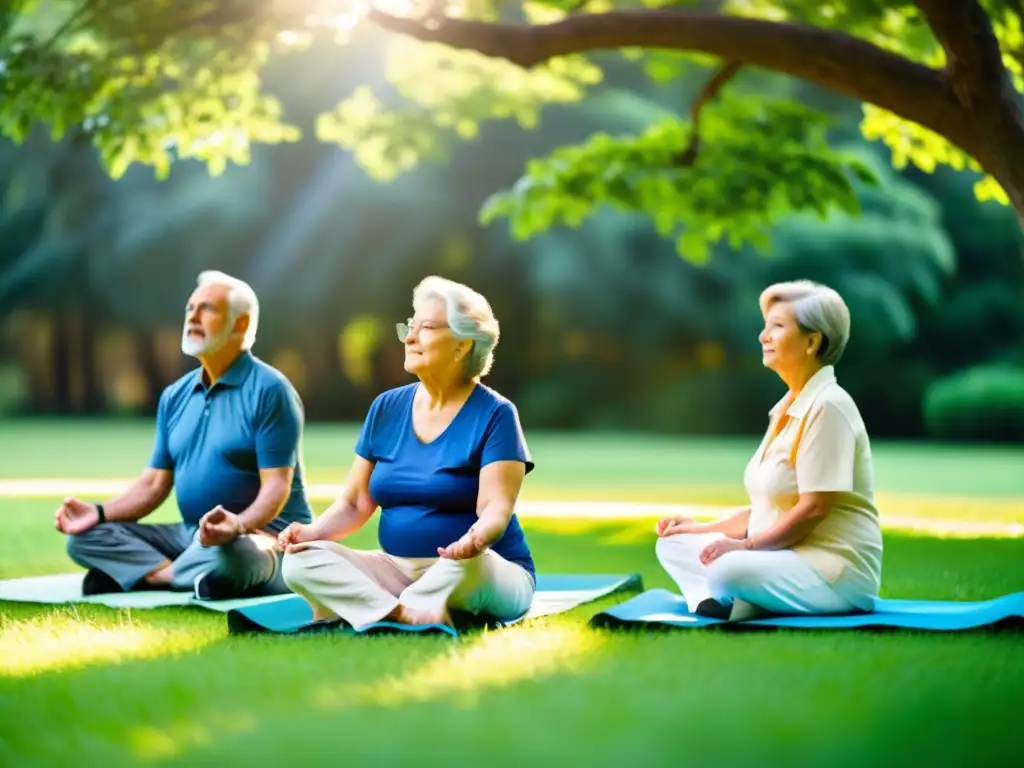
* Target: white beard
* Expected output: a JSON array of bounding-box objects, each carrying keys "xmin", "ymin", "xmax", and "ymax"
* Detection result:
[{"xmin": 181, "ymin": 323, "xmax": 234, "ymax": 358}]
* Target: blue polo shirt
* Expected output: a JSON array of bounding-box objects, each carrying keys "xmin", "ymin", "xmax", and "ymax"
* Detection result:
[
  {"xmin": 355, "ymin": 383, "xmax": 536, "ymax": 581},
  {"xmin": 148, "ymin": 352, "xmax": 313, "ymax": 532}
]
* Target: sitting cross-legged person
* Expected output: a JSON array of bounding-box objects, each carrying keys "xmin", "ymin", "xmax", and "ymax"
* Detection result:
[
  {"xmin": 55, "ymin": 270, "xmax": 313, "ymax": 599},
  {"xmin": 655, "ymin": 280, "xmax": 883, "ymax": 621},
  {"xmin": 278, "ymin": 275, "xmax": 536, "ymax": 629}
]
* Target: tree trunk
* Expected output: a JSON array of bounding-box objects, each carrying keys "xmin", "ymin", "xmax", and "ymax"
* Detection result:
[
  {"xmin": 136, "ymin": 329, "xmax": 165, "ymax": 413},
  {"xmin": 78, "ymin": 309, "xmax": 103, "ymax": 413},
  {"xmin": 52, "ymin": 311, "xmax": 72, "ymax": 413},
  {"xmin": 978, "ymin": 108, "xmax": 1024, "ymax": 225}
]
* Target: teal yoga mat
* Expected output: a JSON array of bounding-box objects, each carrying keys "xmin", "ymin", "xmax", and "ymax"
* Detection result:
[
  {"xmin": 0, "ymin": 573, "xmax": 189, "ymax": 608},
  {"xmin": 0, "ymin": 572, "xmax": 644, "ymax": 636},
  {"xmin": 588, "ymin": 588, "xmax": 1024, "ymax": 632},
  {"xmin": 226, "ymin": 573, "xmax": 644, "ymax": 636},
  {"xmin": 0, "ymin": 572, "xmax": 294, "ymax": 612}
]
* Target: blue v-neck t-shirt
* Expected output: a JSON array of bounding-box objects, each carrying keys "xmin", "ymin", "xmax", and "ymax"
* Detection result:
[{"xmin": 355, "ymin": 383, "xmax": 536, "ymax": 580}]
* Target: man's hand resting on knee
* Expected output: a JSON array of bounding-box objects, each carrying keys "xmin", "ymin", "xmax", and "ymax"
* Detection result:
[
  {"xmin": 199, "ymin": 506, "xmax": 245, "ymax": 547},
  {"xmin": 55, "ymin": 498, "xmax": 101, "ymax": 535}
]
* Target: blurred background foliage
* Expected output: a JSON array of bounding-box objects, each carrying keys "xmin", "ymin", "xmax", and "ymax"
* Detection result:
[{"xmin": 1, "ymin": 3, "xmax": 1022, "ymax": 443}]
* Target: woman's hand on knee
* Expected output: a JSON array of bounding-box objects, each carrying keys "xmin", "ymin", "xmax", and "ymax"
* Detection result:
[
  {"xmin": 438, "ymin": 518, "xmax": 502, "ymax": 560},
  {"xmin": 699, "ymin": 538, "xmax": 745, "ymax": 565},
  {"xmin": 437, "ymin": 531, "xmax": 483, "ymax": 560},
  {"xmin": 277, "ymin": 522, "xmax": 315, "ymax": 553},
  {"xmin": 656, "ymin": 516, "xmax": 696, "ymax": 537}
]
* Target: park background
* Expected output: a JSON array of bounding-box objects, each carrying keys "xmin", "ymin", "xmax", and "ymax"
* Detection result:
[
  {"xmin": 1, "ymin": 25, "xmax": 1023, "ymax": 443},
  {"xmin": 0, "ymin": 6, "xmax": 1022, "ymax": 767}
]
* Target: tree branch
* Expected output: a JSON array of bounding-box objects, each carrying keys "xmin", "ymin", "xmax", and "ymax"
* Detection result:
[
  {"xmin": 674, "ymin": 60, "xmax": 740, "ymax": 167},
  {"xmin": 40, "ymin": 0, "xmax": 98, "ymax": 50},
  {"xmin": 366, "ymin": 7, "xmax": 970, "ymax": 146},
  {"xmin": 910, "ymin": 1, "xmax": 1024, "ymax": 221},
  {"xmin": 914, "ymin": 0, "xmax": 1014, "ymax": 109}
]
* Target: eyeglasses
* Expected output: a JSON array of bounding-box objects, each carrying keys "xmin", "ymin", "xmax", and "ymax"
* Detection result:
[{"xmin": 396, "ymin": 318, "xmax": 449, "ymax": 342}]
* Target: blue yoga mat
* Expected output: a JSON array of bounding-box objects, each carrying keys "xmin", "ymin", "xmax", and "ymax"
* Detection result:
[
  {"xmin": 589, "ymin": 588, "xmax": 1024, "ymax": 632},
  {"xmin": 227, "ymin": 573, "xmax": 643, "ymax": 636}
]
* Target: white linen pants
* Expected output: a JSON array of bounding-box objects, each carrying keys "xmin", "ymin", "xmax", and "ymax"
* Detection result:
[
  {"xmin": 281, "ymin": 541, "xmax": 536, "ymax": 629},
  {"xmin": 655, "ymin": 532, "xmax": 856, "ymax": 619}
]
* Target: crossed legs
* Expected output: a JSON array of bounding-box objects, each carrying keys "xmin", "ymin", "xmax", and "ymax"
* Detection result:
[
  {"xmin": 655, "ymin": 532, "xmax": 856, "ymax": 620},
  {"xmin": 66, "ymin": 522, "xmax": 286, "ymax": 598},
  {"xmin": 281, "ymin": 541, "xmax": 535, "ymax": 629}
]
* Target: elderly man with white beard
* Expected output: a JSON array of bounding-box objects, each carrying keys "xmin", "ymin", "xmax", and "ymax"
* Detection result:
[{"xmin": 55, "ymin": 270, "xmax": 313, "ymax": 599}]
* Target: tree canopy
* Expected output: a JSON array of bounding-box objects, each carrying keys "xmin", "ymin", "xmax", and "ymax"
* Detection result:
[{"xmin": 1, "ymin": 0, "xmax": 1021, "ymax": 260}]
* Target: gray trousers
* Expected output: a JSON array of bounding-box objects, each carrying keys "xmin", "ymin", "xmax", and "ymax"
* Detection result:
[{"xmin": 66, "ymin": 522, "xmax": 287, "ymax": 596}]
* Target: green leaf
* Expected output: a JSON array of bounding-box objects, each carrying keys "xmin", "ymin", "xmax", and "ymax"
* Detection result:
[
  {"xmin": 0, "ymin": 0, "xmax": 1013, "ymax": 231},
  {"xmin": 677, "ymin": 229, "xmax": 711, "ymax": 264},
  {"xmin": 480, "ymin": 94, "xmax": 890, "ymax": 260}
]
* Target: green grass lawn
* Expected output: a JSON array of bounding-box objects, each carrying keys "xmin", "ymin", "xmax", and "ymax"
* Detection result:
[{"xmin": 1, "ymin": 422, "xmax": 1023, "ymax": 766}]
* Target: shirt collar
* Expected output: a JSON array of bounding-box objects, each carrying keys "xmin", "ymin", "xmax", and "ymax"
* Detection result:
[
  {"xmin": 192, "ymin": 351, "xmax": 254, "ymax": 392},
  {"xmin": 769, "ymin": 365, "xmax": 837, "ymax": 419}
]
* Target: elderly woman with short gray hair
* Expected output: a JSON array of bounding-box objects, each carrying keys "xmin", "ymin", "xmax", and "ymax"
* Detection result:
[
  {"xmin": 278, "ymin": 276, "xmax": 536, "ymax": 629},
  {"xmin": 655, "ymin": 280, "xmax": 883, "ymax": 620}
]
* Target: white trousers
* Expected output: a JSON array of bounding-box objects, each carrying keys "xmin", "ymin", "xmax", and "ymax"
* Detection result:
[
  {"xmin": 281, "ymin": 541, "xmax": 536, "ymax": 629},
  {"xmin": 655, "ymin": 532, "xmax": 855, "ymax": 619}
]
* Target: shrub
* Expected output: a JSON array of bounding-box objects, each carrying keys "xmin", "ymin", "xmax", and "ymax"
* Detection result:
[{"xmin": 923, "ymin": 365, "xmax": 1024, "ymax": 442}]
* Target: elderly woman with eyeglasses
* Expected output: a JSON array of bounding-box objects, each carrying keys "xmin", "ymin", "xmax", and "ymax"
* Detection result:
[
  {"xmin": 655, "ymin": 280, "xmax": 883, "ymax": 621},
  {"xmin": 278, "ymin": 276, "xmax": 536, "ymax": 629}
]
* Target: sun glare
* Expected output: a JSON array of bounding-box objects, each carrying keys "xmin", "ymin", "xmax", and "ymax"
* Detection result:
[{"xmin": 275, "ymin": 0, "xmax": 434, "ymax": 47}]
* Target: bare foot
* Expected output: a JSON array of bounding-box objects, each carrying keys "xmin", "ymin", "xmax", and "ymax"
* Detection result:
[
  {"xmin": 383, "ymin": 604, "xmax": 409, "ymax": 624},
  {"xmin": 416, "ymin": 605, "xmax": 455, "ymax": 628},
  {"xmin": 143, "ymin": 561, "xmax": 174, "ymax": 587},
  {"xmin": 433, "ymin": 606, "xmax": 454, "ymax": 628},
  {"xmin": 390, "ymin": 605, "xmax": 455, "ymax": 628},
  {"xmin": 310, "ymin": 604, "xmax": 338, "ymax": 623}
]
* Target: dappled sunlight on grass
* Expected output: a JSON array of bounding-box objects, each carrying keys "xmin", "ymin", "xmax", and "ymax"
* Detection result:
[
  {"xmin": 875, "ymin": 493, "xmax": 1024, "ymax": 535},
  {"xmin": 599, "ymin": 523, "xmax": 663, "ymax": 546},
  {"xmin": 128, "ymin": 714, "xmax": 259, "ymax": 762},
  {"xmin": 519, "ymin": 516, "xmax": 665, "ymax": 551},
  {"xmin": 518, "ymin": 498, "xmax": 1023, "ymax": 538},
  {"xmin": 521, "ymin": 516, "xmax": 662, "ymax": 537},
  {"xmin": 522, "ymin": 482, "xmax": 750, "ymax": 506},
  {"xmin": 881, "ymin": 520, "xmax": 1023, "ymax": 539},
  {"xmin": 0, "ymin": 418, "xmax": 1021, "ymax": 765},
  {"xmin": 521, "ymin": 485, "xmax": 1024, "ymax": 526},
  {"xmin": 876, "ymin": 492, "xmax": 1024, "ymax": 515},
  {"xmin": 0, "ymin": 529, "xmax": 1019, "ymax": 765},
  {"xmin": 114, "ymin": 621, "xmax": 607, "ymax": 762},
  {"xmin": 0, "ymin": 608, "xmax": 218, "ymax": 677},
  {"xmin": 533, "ymin": 516, "xmax": 662, "ymax": 548},
  {"xmin": 314, "ymin": 620, "xmax": 606, "ymax": 709}
]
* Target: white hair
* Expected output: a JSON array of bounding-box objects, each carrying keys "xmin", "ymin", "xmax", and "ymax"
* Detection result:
[
  {"xmin": 197, "ymin": 270, "xmax": 259, "ymax": 351},
  {"xmin": 413, "ymin": 275, "xmax": 499, "ymax": 379},
  {"xmin": 759, "ymin": 280, "xmax": 851, "ymax": 366}
]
